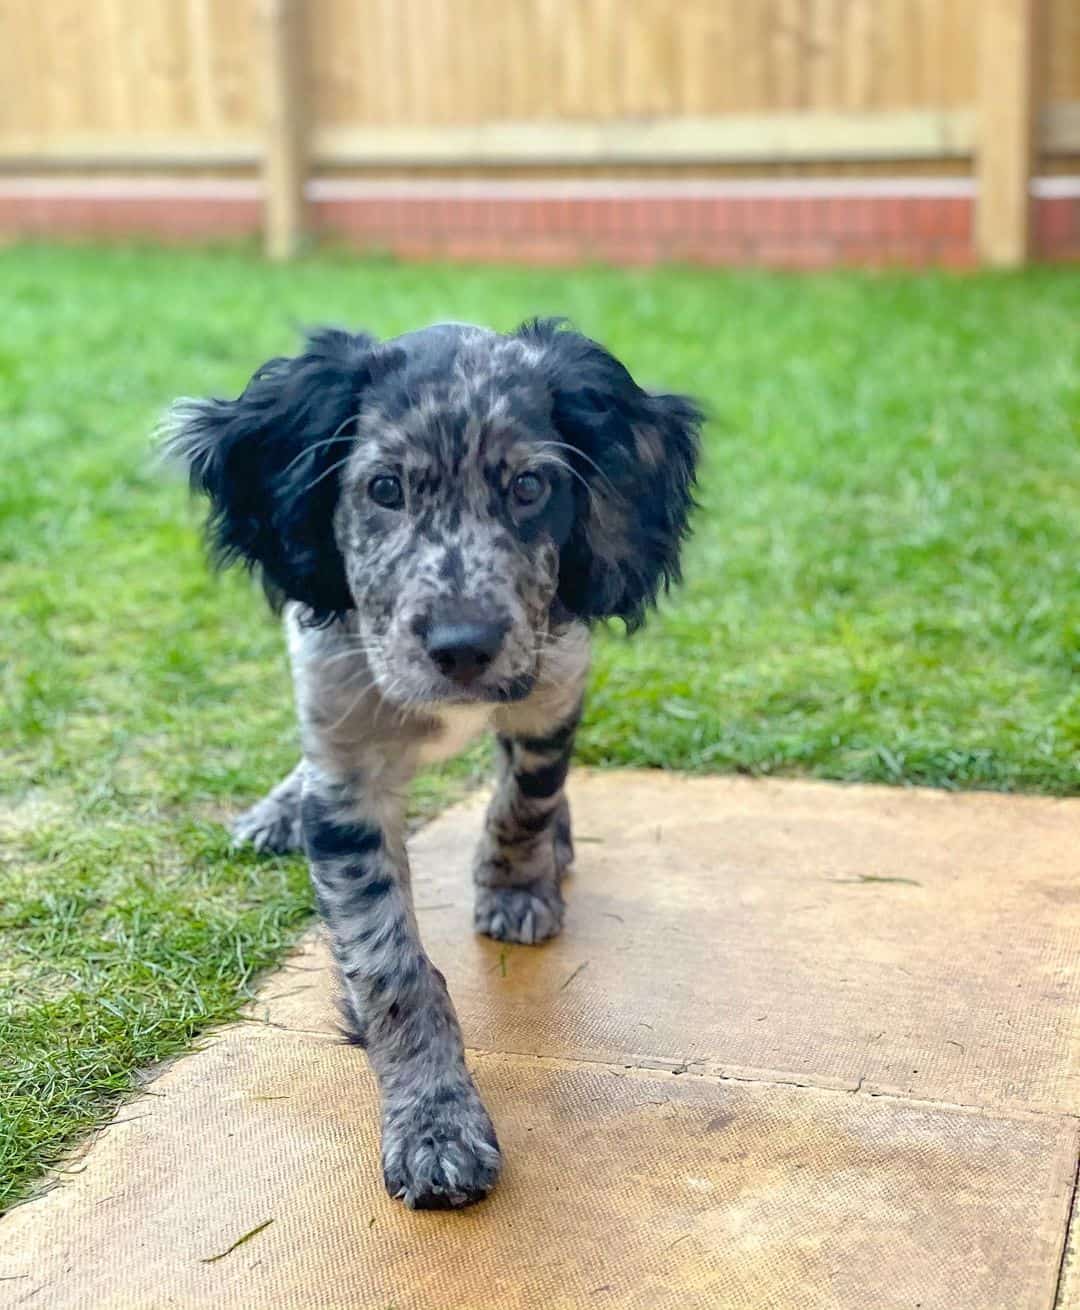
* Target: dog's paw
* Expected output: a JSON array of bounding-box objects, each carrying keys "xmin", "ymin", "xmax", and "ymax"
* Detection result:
[
  {"xmin": 474, "ymin": 880, "xmax": 564, "ymax": 944},
  {"xmin": 230, "ymin": 798, "xmax": 303, "ymax": 855},
  {"xmin": 382, "ymin": 1089, "xmax": 501, "ymax": 1210}
]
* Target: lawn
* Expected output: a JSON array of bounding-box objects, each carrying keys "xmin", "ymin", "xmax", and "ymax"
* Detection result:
[{"xmin": 1, "ymin": 243, "xmax": 1077, "ymax": 1212}]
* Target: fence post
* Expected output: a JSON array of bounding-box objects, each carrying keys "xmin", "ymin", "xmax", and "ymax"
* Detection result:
[
  {"xmin": 975, "ymin": 0, "xmax": 1040, "ymax": 267},
  {"xmin": 261, "ymin": 0, "xmax": 308, "ymax": 259}
]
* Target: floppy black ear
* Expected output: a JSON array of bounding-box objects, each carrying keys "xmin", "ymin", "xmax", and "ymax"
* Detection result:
[
  {"xmin": 164, "ymin": 327, "xmax": 379, "ymax": 625},
  {"xmin": 518, "ymin": 318, "xmax": 703, "ymax": 631}
]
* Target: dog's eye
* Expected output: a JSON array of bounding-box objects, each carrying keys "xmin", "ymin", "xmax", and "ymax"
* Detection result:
[
  {"xmin": 368, "ymin": 475, "xmax": 404, "ymax": 510},
  {"xmin": 511, "ymin": 471, "xmax": 545, "ymax": 507}
]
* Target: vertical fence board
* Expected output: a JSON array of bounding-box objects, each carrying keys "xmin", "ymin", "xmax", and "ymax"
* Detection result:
[
  {"xmin": 976, "ymin": 0, "xmax": 1039, "ymax": 266},
  {"xmin": 261, "ymin": 0, "xmax": 308, "ymax": 259}
]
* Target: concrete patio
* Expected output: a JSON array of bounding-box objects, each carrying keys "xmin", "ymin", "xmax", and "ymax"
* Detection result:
[{"xmin": 1, "ymin": 773, "xmax": 1077, "ymax": 1309}]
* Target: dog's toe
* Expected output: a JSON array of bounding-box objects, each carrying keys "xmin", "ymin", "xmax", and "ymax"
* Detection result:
[
  {"xmin": 382, "ymin": 1091, "xmax": 501, "ymax": 1210},
  {"xmin": 474, "ymin": 880, "xmax": 564, "ymax": 944},
  {"xmin": 230, "ymin": 799, "xmax": 303, "ymax": 855}
]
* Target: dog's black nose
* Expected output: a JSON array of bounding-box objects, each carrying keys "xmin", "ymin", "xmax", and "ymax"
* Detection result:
[{"xmin": 425, "ymin": 620, "xmax": 505, "ymax": 684}]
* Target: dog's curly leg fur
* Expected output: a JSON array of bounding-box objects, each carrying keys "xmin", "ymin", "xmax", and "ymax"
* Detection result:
[
  {"xmin": 473, "ymin": 707, "xmax": 581, "ymax": 944},
  {"xmin": 302, "ymin": 763, "xmax": 500, "ymax": 1209}
]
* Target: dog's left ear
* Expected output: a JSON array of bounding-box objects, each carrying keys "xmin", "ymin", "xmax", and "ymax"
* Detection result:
[
  {"xmin": 518, "ymin": 319, "xmax": 703, "ymax": 631},
  {"xmin": 163, "ymin": 327, "xmax": 382, "ymax": 625}
]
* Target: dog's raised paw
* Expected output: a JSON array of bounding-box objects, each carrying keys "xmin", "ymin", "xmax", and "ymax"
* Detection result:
[
  {"xmin": 474, "ymin": 880, "xmax": 564, "ymax": 945},
  {"xmin": 230, "ymin": 798, "xmax": 303, "ymax": 855},
  {"xmin": 382, "ymin": 1092, "xmax": 501, "ymax": 1210}
]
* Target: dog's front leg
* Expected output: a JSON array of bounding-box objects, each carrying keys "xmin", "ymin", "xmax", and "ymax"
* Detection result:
[
  {"xmin": 301, "ymin": 765, "xmax": 500, "ymax": 1209},
  {"xmin": 474, "ymin": 694, "xmax": 583, "ymax": 946}
]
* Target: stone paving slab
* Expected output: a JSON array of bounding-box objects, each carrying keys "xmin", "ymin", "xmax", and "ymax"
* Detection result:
[
  {"xmin": 404, "ymin": 774, "xmax": 1080, "ymax": 1114},
  {"xmin": 0, "ymin": 1031, "xmax": 1075, "ymax": 1310},
  {"xmin": 2, "ymin": 773, "xmax": 1078, "ymax": 1309}
]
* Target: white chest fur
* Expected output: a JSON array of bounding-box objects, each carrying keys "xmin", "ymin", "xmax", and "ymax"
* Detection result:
[{"xmin": 416, "ymin": 703, "xmax": 494, "ymax": 765}]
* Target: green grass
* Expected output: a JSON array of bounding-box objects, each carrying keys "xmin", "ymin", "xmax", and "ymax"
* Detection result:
[{"xmin": 1, "ymin": 243, "xmax": 1077, "ymax": 1211}]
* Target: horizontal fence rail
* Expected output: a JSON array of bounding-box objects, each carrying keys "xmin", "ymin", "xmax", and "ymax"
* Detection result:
[{"xmin": 3, "ymin": 104, "xmax": 1079, "ymax": 171}]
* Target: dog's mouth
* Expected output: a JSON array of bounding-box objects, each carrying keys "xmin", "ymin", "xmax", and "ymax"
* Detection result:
[
  {"xmin": 413, "ymin": 669, "xmax": 537, "ymax": 707},
  {"xmin": 466, "ymin": 673, "xmax": 536, "ymax": 704},
  {"xmin": 368, "ymin": 656, "xmax": 537, "ymax": 709},
  {"xmin": 359, "ymin": 622, "xmax": 541, "ymax": 710}
]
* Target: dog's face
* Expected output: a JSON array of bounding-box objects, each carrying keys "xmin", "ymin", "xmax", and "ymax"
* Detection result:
[
  {"xmin": 337, "ymin": 330, "xmax": 575, "ymax": 703},
  {"xmin": 168, "ymin": 320, "xmax": 701, "ymax": 706}
]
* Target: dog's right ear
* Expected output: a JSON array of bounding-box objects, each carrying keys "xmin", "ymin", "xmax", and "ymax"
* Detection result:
[{"xmin": 164, "ymin": 327, "xmax": 381, "ymax": 625}]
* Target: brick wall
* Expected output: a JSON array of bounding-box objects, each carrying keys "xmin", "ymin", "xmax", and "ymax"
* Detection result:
[
  {"xmin": 310, "ymin": 182, "xmax": 979, "ymax": 269},
  {"xmin": 2, "ymin": 178, "xmax": 1078, "ymax": 267}
]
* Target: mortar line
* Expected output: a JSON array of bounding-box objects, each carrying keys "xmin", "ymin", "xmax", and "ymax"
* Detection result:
[
  {"xmin": 463, "ymin": 1043, "xmax": 1080, "ymax": 1126},
  {"xmin": 1052, "ymin": 1150, "xmax": 1080, "ymax": 1310}
]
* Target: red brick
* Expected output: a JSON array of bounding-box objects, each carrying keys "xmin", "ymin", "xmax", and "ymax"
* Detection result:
[
  {"xmin": 482, "ymin": 202, "xmax": 511, "ymax": 241},
  {"xmin": 668, "ymin": 237, "xmax": 746, "ymax": 266},
  {"xmin": 790, "ymin": 197, "xmax": 813, "ymax": 238},
  {"xmin": 753, "ymin": 240, "xmax": 834, "ymax": 270},
  {"xmin": 901, "ymin": 196, "xmax": 924, "ymax": 238},
  {"xmin": 530, "ymin": 198, "xmax": 556, "ymax": 234},
  {"xmin": 715, "ymin": 198, "xmax": 741, "ymax": 238},
  {"xmin": 513, "ymin": 235, "xmax": 586, "ymax": 266},
  {"xmin": 515, "ymin": 199, "xmax": 541, "ymax": 235},
  {"xmin": 744, "ymin": 200, "xmax": 765, "ymax": 239},
  {"xmin": 1034, "ymin": 197, "xmax": 1080, "ymax": 257},
  {"xmin": 836, "ymin": 239, "xmax": 893, "ymax": 268},
  {"xmin": 831, "ymin": 197, "xmax": 873, "ymax": 238},
  {"xmin": 446, "ymin": 199, "xmax": 471, "ymax": 233},
  {"xmin": 1036, "ymin": 198, "xmax": 1069, "ymax": 246},
  {"xmin": 877, "ymin": 240, "xmax": 933, "ymax": 268},
  {"xmin": 868, "ymin": 197, "xmax": 893, "ymax": 237},
  {"xmin": 439, "ymin": 236, "xmax": 500, "ymax": 262},
  {"xmin": 690, "ymin": 197, "xmax": 715, "ymax": 235},
  {"xmin": 386, "ymin": 237, "xmax": 442, "ymax": 262},
  {"xmin": 656, "ymin": 199, "xmax": 682, "ymax": 237},
  {"xmin": 807, "ymin": 197, "xmax": 831, "ymax": 240},
  {"xmin": 924, "ymin": 197, "xmax": 953, "ymax": 240},
  {"xmin": 622, "ymin": 199, "xmax": 646, "ymax": 236},
  {"xmin": 775, "ymin": 197, "xmax": 801, "ymax": 235},
  {"xmin": 880, "ymin": 197, "xmax": 908, "ymax": 239},
  {"xmin": 944, "ymin": 197, "xmax": 973, "ymax": 241},
  {"xmin": 824, "ymin": 196, "xmax": 848, "ymax": 236},
  {"xmin": 596, "ymin": 238, "xmax": 662, "ymax": 267},
  {"xmin": 572, "ymin": 199, "xmax": 594, "ymax": 238},
  {"xmin": 706, "ymin": 198, "xmax": 735, "ymax": 238},
  {"xmin": 937, "ymin": 242, "xmax": 978, "ymax": 270}
]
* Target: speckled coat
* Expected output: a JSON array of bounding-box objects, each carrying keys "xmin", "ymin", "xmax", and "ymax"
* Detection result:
[{"xmin": 167, "ymin": 318, "xmax": 701, "ymax": 1209}]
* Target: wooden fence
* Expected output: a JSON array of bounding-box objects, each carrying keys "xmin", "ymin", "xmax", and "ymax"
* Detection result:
[{"xmin": 0, "ymin": 0, "xmax": 1077, "ymax": 264}]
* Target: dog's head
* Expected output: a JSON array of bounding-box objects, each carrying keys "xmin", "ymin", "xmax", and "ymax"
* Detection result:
[{"xmin": 167, "ymin": 320, "xmax": 702, "ymax": 706}]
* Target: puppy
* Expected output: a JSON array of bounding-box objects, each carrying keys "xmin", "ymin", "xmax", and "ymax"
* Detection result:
[{"xmin": 167, "ymin": 318, "xmax": 701, "ymax": 1209}]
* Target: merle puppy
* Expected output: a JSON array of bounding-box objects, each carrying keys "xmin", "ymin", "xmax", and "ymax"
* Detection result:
[{"xmin": 167, "ymin": 318, "xmax": 701, "ymax": 1210}]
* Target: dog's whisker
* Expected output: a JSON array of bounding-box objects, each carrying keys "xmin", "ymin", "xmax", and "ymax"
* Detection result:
[
  {"xmin": 323, "ymin": 676, "xmax": 382, "ymax": 734},
  {"xmin": 277, "ymin": 422, "xmax": 359, "ymax": 477},
  {"xmin": 372, "ymin": 678, "xmax": 407, "ymax": 731},
  {"xmin": 294, "ymin": 453, "xmax": 357, "ymax": 497},
  {"xmin": 533, "ymin": 451, "xmax": 599, "ymax": 505},
  {"xmin": 533, "ymin": 440, "xmax": 620, "ymax": 498},
  {"xmin": 314, "ymin": 646, "xmax": 381, "ymax": 670},
  {"xmin": 325, "ymin": 634, "xmax": 382, "ymax": 652}
]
